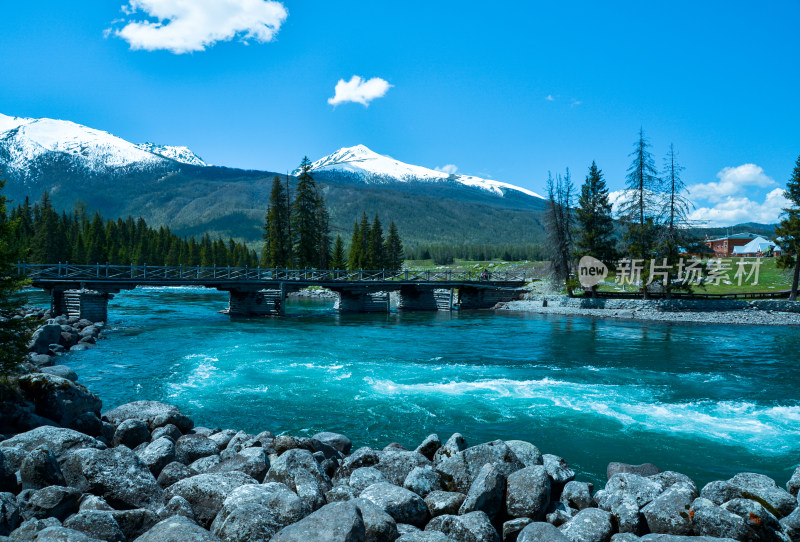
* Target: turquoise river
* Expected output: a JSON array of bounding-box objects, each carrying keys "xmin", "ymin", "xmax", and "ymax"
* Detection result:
[{"xmin": 29, "ymin": 287, "xmax": 800, "ymax": 488}]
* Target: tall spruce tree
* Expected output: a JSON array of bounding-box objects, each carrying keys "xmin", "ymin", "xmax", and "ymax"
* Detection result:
[
  {"xmin": 618, "ymin": 128, "xmax": 661, "ymax": 298},
  {"xmin": 291, "ymin": 157, "xmax": 331, "ymax": 269},
  {"xmin": 331, "ymin": 235, "xmax": 346, "ymax": 270},
  {"xmin": 0, "ymin": 180, "xmax": 34, "ymax": 377},
  {"xmin": 347, "ymin": 220, "xmax": 361, "ymax": 271},
  {"xmin": 367, "ymin": 214, "xmax": 385, "ymax": 269},
  {"xmin": 384, "ymin": 221, "xmax": 404, "ymax": 271},
  {"xmin": 574, "ymin": 161, "xmax": 616, "ymax": 266},
  {"xmin": 263, "ymin": 176, "xmax": 292, "ymax": 267},
  {"xmin": 315, "ymin": 192, "xmax": 331, "ymax": 269},
  {"xmin": 776, "ymin": 155, "xmax": 800, "ymax": 301}
]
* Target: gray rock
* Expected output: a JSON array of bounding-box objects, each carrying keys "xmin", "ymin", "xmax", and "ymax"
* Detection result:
[
  {"xmin": 403, "ymin": 467, "xmax": 443, "ymax": 498},
  {"xmin": 0, "ymin": 493, "xmax": 20, "ymax": 536},
  {"xmin": 78, "ymin": 495, "xmax": 113, "ymax": 512},
  {"xmin": 134, "ymin": 515, "xmax": 220, "ymax": 542},
  {"xmin": 505, "ymin": 441, "xmax": 543, "ymax": 468},
  {"xmin": 607, "ymin": 462, "xmax": 661, "ymax": 479},
  {"xmin": 163, "ymin": 472, "xmax": 257, "ymax": 528},
  {"xmin": 689, "ymin": 497, "xmax": 748, "ymax": 540},
  {"xmin": 641, "ymin": 483, "xmax": 697, "ymax": 535},
  {"xmin": 729, "ymin": 472, "xmax": 796, "ymax": 518},
  {"xmin": 62, "ymin": 511, "xmax": 125, "ymax": 542},
  {"xmin": 360, "ymin": 482, "xmax": 427, "ymax": 527},
  {"xmin": 39, "ymin": 366, "xmax": 78, "ymax": 383},
  {"xmin": 188, "ymin": 455, "xmax": 221, "ymax": 473},
  {"xmin": 547, "ymin": 501, "xmax": 578, "ymax": 526},
  {"xmin": 459, "ymin": 463, "xmax": 506, "ymax": 519},
  {"xmin": 102, "ymin": 401, "xmax": 193, "ymax": 433},
  {"xmin": 208, "ymin": 447, "xmax": 269, "ymax": 482},
  {"xmin": 211, "ymin": 483, "xmax": 309, "ymax": 533},
  {"xmin": 558, "ymin": 508, "xmax": 614, "ymax": 542},
  {"xmin": 436, "ymin": 440, "xmax": 524, "ymax": 494},
  {"xmin": 210, "ymin": 502, "xmax": 285, "ymax": 541},
  {"xmin": 350, "ymin": 468, "xmax": 388, "ymax": 494},
  {"xmin": 20, "ymin": 446, "xmax": 65, "ymax": 490},
  {"xmin": 397, "ymin": 523, "xmax": 420, "ymax": 535},
  {"xmin": 327, "ymin": 485, "xmax": 358, "ymax": 503},
  {"xmin": 610, "ymin": 535, "xmax": 641, "ymax": 542},
  {"xmin": 7, "ymin": 517, "xmax": 61, "ymax": 540},
  {"xmin": 648, "ymin": 472, "xmax": 697, "ymax": 495},
  {"xmin": 312, "ymin": 432, "xmax": 352, "ymax": 455},
  {"xmin": 0, "ymin": 453, "xmax": 15, "ymax": 495},
  {"xmin": 1, "ymin": 427, "xmax": 103, "ymax": 460},
  {"xmin": 111, "ymin": 419, "xmax": 150, "ymax": 449},
  {"xmin": 424, "ymin": 491, "xmax": 465, "ymax": 518},
  {"xmin": 605, "ymin": 495, "xmax": 642, "ymax": 534},
  {"xmin": 70, "ymin": 344, "xmax": 91, "ymax": 352},
  {"xmin": 352, "ymin": 498, "xmax": 399, "ymax": 542},
  {"xmin": 781, "ymin": 506, "xmax": 800, "ymax": 540},
  {"xmin": 29, "ymin": 354, "xmax": 55, "ymax": 368},
  {"xmin": 156, "ymin": 461, "xmax": 196, "ymax": 488},
  {"xmin": 264, "ymin": 449, "xmax": 332, "ymax": 512},
  {"xmin": 18, "ymin": 486, "xmax": 81, "ymax": 521},
  {"xmin": 562, "ymin": 481, "xmax": 595, "ymax": 510},
  {"xmin": 151, "ymin": 425, "xmax": 182, "ymax": 443},
  {"xmin": 699, "ymin": 480, "xmax": 739, "ymax": 506},
  {"xmin": 721, "ymin": 497, "xmax": 782, "ymax": 532},
  {"xmin": 432, "ymin": 434, "xmax": 467, "ymax": 465},
  {"xmin": 543, "ymin": 454, "xmax": 575, "ymax": 486},
  {"xmin": 109, "ymin": 508, "xmax": 159, "ymax": 541},
  {"xmin": 157, "ymin": 495, "xmax": 194, "ymax": 520},
  {"xmin": 25, "ymin": 525, "xmax": 101, "ymax": 540},
  {"xmin": 175, "ymin": 434, "xmax": 219, "ymax": 465},
  {"xmin": 424, "ymin": 511, "xmax": 499, "ymax": 542},
  {"xmin": 29, "ymin": 325, "xmax": 62, "ymax": 355},
  {"xmin": 518, "ymin": 522, "xmax": 572, "ymax": 542},
  {"xmin": 335, "ymin": 448, "xmax": 381, "ymax": 482},
  {"xmin": 503, "ymin": 517, "xmax": 532, "ymax": 542},
  {"xmin": 15, "ymin": 374, "xmax": 102, "ymax": 429},
  {"xmin": 61, "ymin": 446, "xmax": 163, "ymax": 511},
  {"xmin": 208, "ymin": 430, "xmax": 237, "ymax": 450},
  {"xmin": 137, "ymin": 437, "xmax": 176, "ymax": 476},
  {"xmin": 506, "ymin": 466, "xmax": 550, "ymax": 520},
  {"xmin": 597, "ymin": 473, "xmax": 664, "ymax": 511},
  {"xmin": 271, "ymin": 501, "xmax": 366, "ymax": 542},
  {"xmin": 374, "ymin": 451, "xmax": 431, "ymax": 487},
  {"xmin": 414, "ymin": 435, "xmax": 441, "ymax": 461}
]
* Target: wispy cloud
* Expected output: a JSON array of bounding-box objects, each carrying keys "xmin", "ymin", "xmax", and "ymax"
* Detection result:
[
  {"xmin": 111, "ymin": 0, "xmax": 288, "ymax": 54},
  {"xmin": 545, "ymin": 94, "xmax": 555, "ymax": 102},
  {"xmin": 687, "ymin": 164, "xmax": 776, "ymax": 203},
  {"xmin": 689, "ymin": 188, "xmax": 788, "ymax": 226},
  {"xmin": 435, "ymin": 164, "xmax": 458, "ymax": 175},
  {"xmin": 328, "ymin": 76, "xmax": 392, "ymax": 107}
]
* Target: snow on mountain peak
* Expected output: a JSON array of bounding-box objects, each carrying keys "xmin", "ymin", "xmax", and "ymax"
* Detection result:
[
  {"xmin": 302, "ymin": 145, "xmax": 545, "ymax": 199},
  {"xmin": 135, "ymin": 143, "xmax": 208, "ymax": 166}
]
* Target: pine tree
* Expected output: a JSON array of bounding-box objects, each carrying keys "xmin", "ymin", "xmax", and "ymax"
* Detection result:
[
  {"xmin": 263, "ymin": 176, "xmax": 291, "ymax": 268},
  {"xmin": 291, "ymin": 157, "xmax": 322, "ymax": 268},
  {"xmin": 331, "ymin": 235, "xmax": 347, "ymax": 270},
  {"xmin": 574, "ymin": 161, "xmax": 616, "ymax": 266},
  {"xmin": 0, "ymin": 180, "xmax": 34, "ymax": 377},
  {"xmin": 384, "ymin": 221, "xmax": 404, "ymax": 271},
  {"xmin": 367, "ymin": 214, "xmax": 385, "ymax": 269},
  {"xmin": 315, "ymin": 192, "xmax": 331, "ymax": 269},
  {"xmin": 776, "ymin": 155, "xmax": 800, "ymax": 301},
  {"xmin": 358, "ymin": 213, "xmax": 370, "ymax": 268},
  {"xmin": 660, "ymin": 144, "xmax": 693, "ymax": 295},
  {"xmin": 347, "ymin": 220, "xmax": 361, "ymax": 271},
  {"xmin": 545, "ymin": 170, "xmax": 574, "ymax": 294}
]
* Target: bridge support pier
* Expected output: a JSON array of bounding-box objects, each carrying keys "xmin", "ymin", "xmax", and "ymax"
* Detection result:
[
  {"xmin": 397, "ymin": 286, "xmax": 454, "ymax": 311},
  {"xmin": 458, "ymin": 287, "xmax": 523, "ymax": 310},
  {"xmin": 51, "ymin": 289, "xmax": 113, "ymax": 322},
  {"xmin": 227, "ymin": 288, "xmax": 284, "ymax": 317},
  {"xmin": 334, "ymin": 290, "xmax": 390, "ymax": 313}
]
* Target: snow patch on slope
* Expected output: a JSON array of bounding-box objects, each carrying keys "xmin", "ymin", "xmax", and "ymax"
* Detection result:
[
  {"xmin": 301, "ymin": 145, "xmax": 545, "ymax": 199},
  {"xmin": 136, "ymin": 142, "xmax": 208, "ymax": 166}
]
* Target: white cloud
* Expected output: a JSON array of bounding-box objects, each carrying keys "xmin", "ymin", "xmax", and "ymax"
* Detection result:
[
  {"xmin": 328, "ymin": 76, "xmax": 392, "ymax": 107},
  {"xmin": 687, "ymin": 163, "xmax": 776, "ymax": 203},
  {"xmin": 435, "ymin": 164, "xmax": 458, "ymax": 175},
  {"xmin": 545, "ymin": 94, "xmax": 555, "ymax": 101},
  {"xmin": 688, "ymin": 188, "xmax": 788, "ymax": 227},
  {"xmin": 112, "ymin": 0, "xmax": 288, "ymax": 54}
]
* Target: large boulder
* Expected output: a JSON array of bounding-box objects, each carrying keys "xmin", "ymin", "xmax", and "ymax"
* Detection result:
[
  {"xmin": 360, "ymin": 482, "xmax": 428, "ymax": 527},
  {"xmin": 641, "ymin": 483, "xmax": 697, "ymax": 535},
  {"xmin": 208, "ymin": 447, "xmax": 269, "ymax": 483},
  {"xmin": 271, "ymin": 501, "xmax": 366, "ymax": 542},
  {"xmin": 607, "ymin": 462, "xmax": 661, "ymax": 479},
  {"xmin": 15, "ymin": 373, "xmax": 102, "ymax": 428},
  {"xmin": 40, "ymin": 366, "xmax": 79, "ymax": 382},
  {"xmin": 518, "ymin": 522, "xmax": 572, "ymax": 542},
  {"xmin": 424, "ymin": 511, "xmax": 500, "ymax": 542},
  {"xmin": 415, "ymin": 435, "xmax": 442, "ymax": 461},
  {"xmin": 403, "ymin": 466, "xmax": 442, "ymax": 498},
  {"xmin": 137, "ymin": 437, "xmax": 176, "ymax": 476},
  {"xmin": 423, "ymin": 490, "xmax": 465, "ymax": 518},
  {"xmin": 210, "ymin": 482, "xmax": 309, "ymax": 539},
  {"xmin": 543, "ymin": 454, "xmax": 576, "ymax": 486},
  {"xmin": 350, "ymin": 467, "xmax": 389, "ymax": 494},
  {"xmin": 689, "ymin": 497, "xmax": 749, "ymax": 540},
  {"xmin": 264, "ymin": 449, "xmax": 332, "ymax": 511},
  {"xmin": 435, "ymin": 440, "xmax": 524, "ymax": 494},
  {"xmin": 506, "ymin": 465, "xmax": 551, "ymax": 520},
  {"xmin": 18, "ymin": 486, "xmax": 82, "ymax": 521},
  {"xmin": 61, "ymin": 446, "xmax": 164, "ymax": 511},
  {"xmin": 562, "ymin": 481, "xmax": 595, "ymax": 511},
  {"xmin": 458, "ymin": 463, "xmax": 506, "ymax": 519},
  {"xmin": 352, "ymin": 497, "xmax": 399, "ymax": 542},
  {"xmin": 157, "ymin": 461, "xmax": 197, "ymax": 488},
  {"xmin": 20, "ymin": 445, "xmax": 66, "ymax": 490},
  {"xmin": 29, "ymin": 325, "xmax": 62, "ymax": 355},
  {"xmin": 102, "ymin": 401, "xmax": 193, "ymax": 433},
  {"xmin": 0, "ymin": 492, "xmax": 20, "ymax": 536},
  {"xmin": 163, "ymin": 471, "xmax": 258, "ymax": 528},
  {"xmin": 0, "ymin": 451, "xmax": 19, "ymax": 493},
  {"xmin": 558, "ymin": 508, "xmax": 614, "ymax": 542},
  {"xmin": 432, "ymin": 434, "xmax": 467, "ymax": 464},
  {"xmin": 374, "ymin": 451, "xmax": 431, "ymax": 487},
  {"xmin": 335, "ymin": 448, "xmax": 381, "ymax": 482},
  {"xmin": 505, "ymin": 440, "xmax": 543, "ymax": 468},
  {"xmin": 175, "ymin": 434, "xmax": 219, "ymax": 465},
  {"xmin": 112, "ymin": 419, "xmax": 151, "ymax": 449},
  {"xmin": 110, "ymin": 508, "xmax": 159, "ymax": 540},
  {"xmin": 62, "ymin": 510, "xmax": 125, "ymax": 542},
  {"xmin": 312, "ymin": 432, "xmax": 352, "ymax": 455},
  {"xmin": 134, "ymin": 515, "xmax": 220, "ymax": 542},
  {"xmin": 728, "ymin": 472, "xmax": 796, "ymax": 518}
]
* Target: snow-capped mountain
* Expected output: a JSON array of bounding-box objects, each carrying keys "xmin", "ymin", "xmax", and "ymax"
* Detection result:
[
  {"xmin": 299, "ymin": 145, "xmax": 545, "ymax": 200},
  {"xmin": 0, "ymin": 113, "xmax": 205, "ymax": 179}
]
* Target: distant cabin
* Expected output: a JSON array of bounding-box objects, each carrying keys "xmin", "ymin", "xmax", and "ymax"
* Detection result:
[
  {"xmin": 731, "ymin": 236, "xmax": 780, "ymax": 258},
  {"xmin": 705, "ymin": 233, "xmax": 759, "ymax": 257}
]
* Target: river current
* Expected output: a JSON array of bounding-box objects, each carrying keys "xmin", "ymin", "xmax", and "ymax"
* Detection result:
[{"xmin": 30, "ymin": 287, "xmax": 800, "ymax": 487}]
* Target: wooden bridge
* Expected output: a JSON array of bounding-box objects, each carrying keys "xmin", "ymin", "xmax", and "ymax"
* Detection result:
[{"xmin": 18, "ymin": 263, "xmax": 527, "ymax": 321}]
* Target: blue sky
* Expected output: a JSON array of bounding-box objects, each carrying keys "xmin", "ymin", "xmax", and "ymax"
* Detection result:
[{"xmin": 1, "ymin": 1, "xmax": 799, "ymax": 226}]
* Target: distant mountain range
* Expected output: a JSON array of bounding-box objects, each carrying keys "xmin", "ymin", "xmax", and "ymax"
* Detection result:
[{"xmin": 0, "ymin": 113, "xmax": 548, "ymax": 247}]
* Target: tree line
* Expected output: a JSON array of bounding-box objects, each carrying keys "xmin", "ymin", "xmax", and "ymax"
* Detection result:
[
  {"xmin": 262, "ymin": 158, "xmax": 405, "ymax": 271},
  {"xmin": 3, "ymin": 191, "xmax": 259, "ymax": 267},
  {"xmin": 405, "ymin": 244, "xmax": 547, "ymax": 265}
]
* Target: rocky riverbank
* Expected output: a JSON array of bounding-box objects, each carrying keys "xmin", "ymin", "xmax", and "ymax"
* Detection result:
[
  {"xmin": 1, "ymin": 321, "xmax": 800, "ymax": 541},
  {"xmin": 497, "ymin": 295, "xmax": 800, "ymax": 326}
]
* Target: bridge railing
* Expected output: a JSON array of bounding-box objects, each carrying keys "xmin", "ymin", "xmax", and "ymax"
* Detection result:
[{"xmin": 16, "ymin": 263, "xmax": 527, "ymax": 284}]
